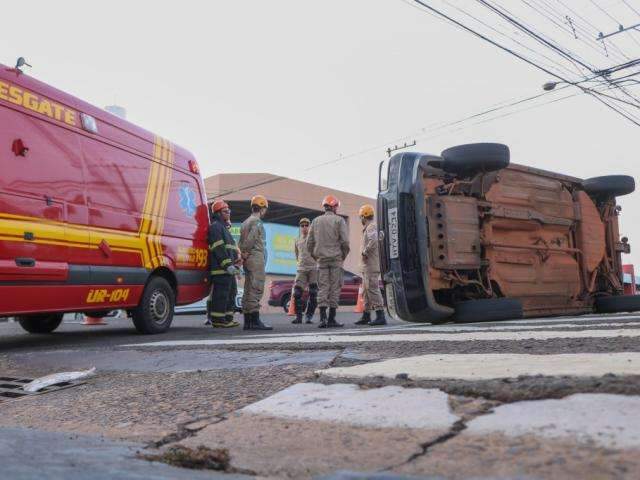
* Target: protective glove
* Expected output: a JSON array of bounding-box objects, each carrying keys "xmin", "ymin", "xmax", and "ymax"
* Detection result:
[{"xmin": 226, "ymin": 265, "xmax": 241, "ymax": 276}]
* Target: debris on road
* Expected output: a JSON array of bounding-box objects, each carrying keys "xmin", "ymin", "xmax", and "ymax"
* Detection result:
[
  {"xmin": 141, "ymin": 445, "xmax": 251, "ymax": 474},
  {"xmin": 23, "ymin": 367, "xmax": 96, "ymax": 393}
]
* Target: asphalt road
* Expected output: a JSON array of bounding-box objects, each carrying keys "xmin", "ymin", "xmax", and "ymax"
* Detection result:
[{"xmin": 1, "ymin": 311, "xmax": 640, "ymax": 479}]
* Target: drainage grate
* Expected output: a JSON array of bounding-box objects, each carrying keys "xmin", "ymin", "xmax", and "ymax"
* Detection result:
[{"xmin": 0, "ymin": 376, "xmax": 83, "ymax": 402}]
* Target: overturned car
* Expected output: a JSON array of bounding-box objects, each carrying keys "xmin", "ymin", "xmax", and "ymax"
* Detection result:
[{"xmin": 377, "ymin": 143, "xmax": 637, "ymax": 323}]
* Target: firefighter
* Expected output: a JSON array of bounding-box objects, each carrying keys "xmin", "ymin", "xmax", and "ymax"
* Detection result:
[
  {"xmin": 239, "ymin": 195, "xmax": 272, "ymax": 330},
  {"xmin": 207, "ymin": 200, "xmax": 241, "ymax": 328},
  {"xmin": 307, "ymin": 195, "xmax": 350, "ymax": 328},
  {"xmin": 292, "ymin": 217, "xmax": 318, "ymax": 324},
  {"xmin": 355, "ymin": 204, "xmax": 387, "ymax": 326}
]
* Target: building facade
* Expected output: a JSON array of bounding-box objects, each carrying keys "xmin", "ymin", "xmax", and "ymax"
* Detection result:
[{"xmin": 204, "ymin": 173, "xmax": 375, "ymax": 279}]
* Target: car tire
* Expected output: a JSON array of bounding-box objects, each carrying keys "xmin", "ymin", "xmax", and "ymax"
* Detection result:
[
  {"xmin": 131, "ymin": 277, "xmax": 175, "ymax": 334},
  {"xmin": 440, "ymin": 143, "xmax": 510, "ymax": 177},
  {"xmin": 282, "ymin": 293, "xmax": 291, "ymax": 314},
  {"xmin": 17, "ymin": 313, "xmax": 64, "ymax": 334},
  {"xmin": 595, "ymin": 294, "xmax": 640, "ymax": 314},
  {"xmin": 582, "ymin": 175, "xmax": 635, "ymax": 198},
  {"xmin": 453, "ymin": 298, "xmax": 523, "ymax": 323}
]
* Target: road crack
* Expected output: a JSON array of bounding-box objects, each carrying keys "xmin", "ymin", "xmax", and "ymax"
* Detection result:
[
  {"xmin": 147, "ymin": 415, "xmax": 226, "ymax": 449},
  {"xmin": 381, "ymin": 393, "xmax": 498, "ymax": 471}
]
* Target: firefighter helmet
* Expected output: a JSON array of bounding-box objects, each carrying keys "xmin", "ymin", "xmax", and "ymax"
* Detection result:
[
  {"xmin": 358, "ymin": 204, "xmax": 374, "ymax": 219},
  {"xmin": 322, "ymin": 195, "xmax": 340, "ymax": 209},
  {"xmin": 211, "ymin": 199, "xmax": 229, "ymax": 213},
  {"xmin": 251, "ymin": 195, "xmax": 269, "ymax": 209}
]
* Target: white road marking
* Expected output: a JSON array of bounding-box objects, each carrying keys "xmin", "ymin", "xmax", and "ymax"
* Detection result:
[
  {"xmin": 237, "ymin": 314, "xmax": 640, "ymax": 339},
  {"xmin": 320, "ymin": 352, "xmax": 640, "ymax": 380},
  {"xmin": 125, "ymin": 328, "xmax": 640, "ymax": 348},
  {"xmin": 241, "ymin": 382, "xmax": 458, "ymax": 429},
  {"xmin": 467, "ymin": 394, "xmax": 640, "ymax": 449},
  {"xmin": 239, "ymin": 321, "xmax": 640, "ymax": 339}
]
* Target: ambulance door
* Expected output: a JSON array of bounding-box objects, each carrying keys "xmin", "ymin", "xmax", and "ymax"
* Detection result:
[
  {"xmin": 0, "ymin": 104, "xmax": 86, "ymax": 287},
  {"xmin": 81, "ymin": 136, "xmax": 149, "ymax": 273}
]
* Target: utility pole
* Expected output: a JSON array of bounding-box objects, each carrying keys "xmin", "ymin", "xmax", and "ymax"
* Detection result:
[
  {"xmin": 386, "ymin": 140, "xmax": 417, "ymax": 158},
  {"xmin": 597, "ymin": 23, "xmax": 640, "ymax": 40}
]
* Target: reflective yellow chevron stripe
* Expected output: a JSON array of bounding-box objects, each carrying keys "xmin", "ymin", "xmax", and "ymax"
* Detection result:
[
  {"xmin": 210, "ymin": 240, "xmax": 224, "ymax": 249},
  {"xmin": 0, "ymin": 135, "xmax": 176, "ymax": 270}
]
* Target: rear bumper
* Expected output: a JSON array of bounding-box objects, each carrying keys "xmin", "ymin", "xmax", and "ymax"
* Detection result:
[{"xmin": 377, "ymin": 153, "xmax": 452, "ymax": 323}]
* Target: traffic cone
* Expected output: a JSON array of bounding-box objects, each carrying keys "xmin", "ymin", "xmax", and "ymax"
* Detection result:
[
  {"xmin": 83, "ymin": 314, "xmax": 107, "ymax": 326},
  {"xmin": 354, "ymin": 285, "xmax": 365, "ymax": 313},
  {"xmin": 287, "ymin": 287, "xmax": 296, "ymax": 316}
]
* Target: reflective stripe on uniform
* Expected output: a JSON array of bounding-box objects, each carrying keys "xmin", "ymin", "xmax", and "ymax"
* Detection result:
[
  {"xmin": 221, "ymin": 258, "xmax": 232, "ymax": 267},
  {"xmin": 225, "ymin": 244, "xmax": 237, "ymax": 249},
  {"xmin": 211, "ymin": 269, "xmax": 227, "ymax": 275},
  {"xmin": 225, "ymin": 311, "xmax": 234, "ymax": 315},
  {"xmin": 209, "ymin": 311, "xmax": 226, "ymax": 318},
  {"xmin": 209, "ymin": 240, "xmax": 224, "ymax": 250}
]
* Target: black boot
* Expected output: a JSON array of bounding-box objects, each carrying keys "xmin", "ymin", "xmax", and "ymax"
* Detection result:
[
  {"xmin": 292, "ymin": 290, "xmax": 303, "ymax": 324},
  {"xmin": 243, "ymin": 313, "xmax": 252, "ymax": 330},
  {"xmin": 251, "ymin": 312, "xmax": 273, "ymax": 331},
  {"xmin": 368, "ymin": 309, "xmax": 387, "ymax": 326},
  {"xmin": 355, "ymin": 311, "xmax": 371, "ymax": 325},
  {"xmin": 326, "ymin": 307, "xmax": 343, "ymax": 328},
  {"xmin": 318, "ymin": 307, "xmax": 328, "ymax": 328}
]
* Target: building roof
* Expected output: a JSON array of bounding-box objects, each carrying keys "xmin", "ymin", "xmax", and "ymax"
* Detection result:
[{"xmin": 204, "ymin": 173, "xmax": 374, "ymax": 211}]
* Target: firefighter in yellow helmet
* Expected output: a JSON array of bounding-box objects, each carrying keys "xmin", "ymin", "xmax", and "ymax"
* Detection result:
[
  {"xmin": 292, "ymin": 217, "xmax": 318, "ymax": 324},
  {"xmin": 307, "ymin": 195, "xmax": 350, "ymax": 328},
  {"xmin": 355, "ymin": 204, "xmax": 387, "ymax": 326},
  {"xmin": 239, "ymin": 195, "xmax": 272, "ymax": 330}
]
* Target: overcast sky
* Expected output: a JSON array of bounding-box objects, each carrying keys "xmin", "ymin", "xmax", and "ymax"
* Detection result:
[{"xmin": 3, "ymin": 0, "xmax": 639, "ymax": 266}]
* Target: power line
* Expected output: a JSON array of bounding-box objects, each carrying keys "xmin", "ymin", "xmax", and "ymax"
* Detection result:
[
  {"xmin": 555, "ymin": 0, "xmax": 631, "ymax": 61},
  {"xmin": 441, "ymin": 0, "xmax": 582, "ymax": 78},
  {"xmin": 623, "ymin": 0, "xmax": 640, "ymax": 17},
  {"xmin": 477, "ymin": 0, "xmax": 597, "ymax": 72}
]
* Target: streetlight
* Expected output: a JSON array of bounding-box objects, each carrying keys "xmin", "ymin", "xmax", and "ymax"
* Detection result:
[{"xmin": 542, "ymin": 81, "xmax": 561, "ymax": 91}]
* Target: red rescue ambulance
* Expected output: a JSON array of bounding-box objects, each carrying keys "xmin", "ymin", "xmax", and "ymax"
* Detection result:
[{"xmin": 0, "ymin": 64, "xmax": 210, "ymax": 334}]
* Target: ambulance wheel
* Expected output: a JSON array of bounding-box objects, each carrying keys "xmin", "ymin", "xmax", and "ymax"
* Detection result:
[
  {"xmin": 453, "ymin": 298, "xmax": 523, "ymax": 323},
  {"xmin": 595, "ymin": 294, "xmax": 640, "ymax": 314},
  {"xmin": 132, "ymin": 277, "xmax": 175, "ymax": 334},
  {"xmin": 17, "ymin": 313, "xmax": 64, "ymax": 334}
]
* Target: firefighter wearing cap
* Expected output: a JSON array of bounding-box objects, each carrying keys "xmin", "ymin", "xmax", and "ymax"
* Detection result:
[
  {"xmin": 356, "ymin": 204, "xmax": 387, "ymax": 326},
  {"xmin": 207, "ymin": 200, "xmax": 241, "ymax": 328},
  {"xmin": 307, "ymin": 195, "xmax": 350, "ymax": 328},
  {"xmin": 239, "ymin": 195, "xmax": 272, "ymax": 330},
  {"xmin": 292, "ymin": 217, "xmax": 318, "ymax": 324}
]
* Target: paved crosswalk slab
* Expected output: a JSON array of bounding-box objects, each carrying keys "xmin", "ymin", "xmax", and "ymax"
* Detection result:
[{"xmin": 320, "ymin": 352, "xmax": 640, "ymax": 380}]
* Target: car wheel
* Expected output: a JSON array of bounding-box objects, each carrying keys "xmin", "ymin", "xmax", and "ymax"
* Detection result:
[
  {"xmin": 440, "ymin": 143, "xmax": 510, "ymax": 178},
  {"xmin": 595, "ymin": 294, "xmax": 640, "ymax": 314},
  {"xmin": 131, "ymin": 277, "xmax": 175, "ymax": 334},
  {"xmin": 453, "ymin": 298, "xmax": 523, "ymax": 323},
  {"xmin": 17, "ymin": 313, "xmax": 64, "ymax": 334},
  {"xmin": 582, "ymin": 175, "xmax": 635, "ymax": 199},
  {"xmin": 282, "ymin": 293, "xmax": 292, "ymax": 314}
]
